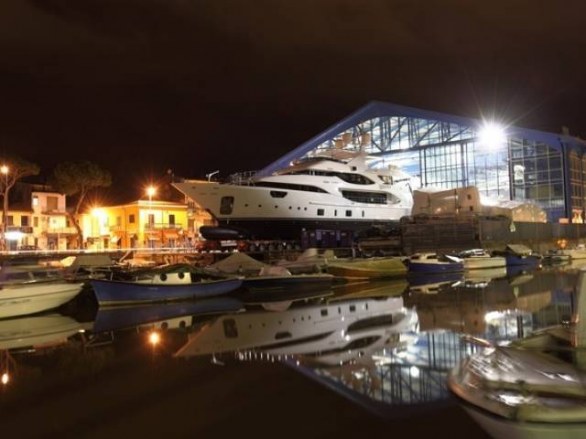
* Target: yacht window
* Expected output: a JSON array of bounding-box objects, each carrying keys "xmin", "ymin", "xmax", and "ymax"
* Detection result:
[
  {"xmin": 336, "ymin": 173, "xmax": 373, "ymax": 185},
  {"xmin": 341, "ymin": 190, "xmax": 387, "ymax": 204},
  {"xmin": 223, "ymin": 319, "xmax": 238, "ymax": 338},
  {"xmin": 317, "ymin": 209, "xmax": 324, "ymax": 216},
  {"xmin": 378, "ymin": 175, "xmax": 393, "ymax": 184},
  {"xmin": 220, "ymin": 196, "xmax": 234, "ymax": 215},
  {"xmin": 254, "ymin": 181, "xmax": 327, "ymax": 193},
  {"xmin": 270, "ymin": 190, "xmax": 287, "ymax": 198},
  {"xmin": 346, "ymin": 210, "xmax": 352, "ymax": 217}
]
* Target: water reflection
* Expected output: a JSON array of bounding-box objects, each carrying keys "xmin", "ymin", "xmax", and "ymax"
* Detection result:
[{"xmin": 0, "ymin": 266, "xmax": 580, "ymax": 433}]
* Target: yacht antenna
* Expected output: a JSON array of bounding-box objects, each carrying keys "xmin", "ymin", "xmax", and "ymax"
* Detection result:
[{"xmin": 206, "ymin": 170, "xmax": 220, "ymax": 181}]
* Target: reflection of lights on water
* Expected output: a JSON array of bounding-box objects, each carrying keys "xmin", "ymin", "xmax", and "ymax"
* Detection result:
[
  {"xmin": 1, "ymin": 372, "xmax": 9, "ymax": 385},
  {"xmin": 148, "ymin": 331, "xmax": 161, "ymax": 347}
]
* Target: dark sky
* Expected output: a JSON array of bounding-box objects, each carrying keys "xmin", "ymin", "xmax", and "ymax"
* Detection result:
[{"xmin": 1, "ymin": 0, "xmax": 586, "ymax": 202}]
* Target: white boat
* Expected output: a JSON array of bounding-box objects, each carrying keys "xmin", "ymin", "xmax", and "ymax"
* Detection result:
[
  {"xmin": 0, "ymin": 265, "xmax": 84, "ymax": 319},
  {"xmin": 172, "ymin": 152, "xmax": 413, "ymax": 240},
  {"xmin": 448, "ymin": 268, "xmax": 586, "ymax": 439},
  {"xmin": 564, "ymin": 244, "xmax": 586, "ymax": 261},
  {"xmin": 457, "ymin": 248, "xmax": 506, "ymax": 270},
  {"xmin": 175, "ymin": 295, "xmax": 419, "ymax": 361},
  {"xmin": 406, "ymin": 252, "xmax": 464, "ymax": 273}
]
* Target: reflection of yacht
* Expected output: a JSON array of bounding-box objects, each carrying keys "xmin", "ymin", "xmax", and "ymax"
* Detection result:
[
  {"xmin": 448, "ymin": 269, "xmax": 586, "ymax": 438},
  {"xmin": 173, "ymin": 152, "xmax": 413, "ymax": 240},
  {"xmin": 175, "ymin": 296, "xmax": 418, "ymax": 361}
]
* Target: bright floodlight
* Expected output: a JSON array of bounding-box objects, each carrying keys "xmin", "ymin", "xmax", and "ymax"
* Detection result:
[
  {"xmin": 1, "ymin": 372, "xmax": 9, "ymax": 385},
  {"xmin": 0, "ymin": 165, "xmax": 8, "ymax": 175},
  {"xmin": 478, "ymin": 121, "xmax": 507, "ymax": 148},
  {"xmin": 146, "ymin": 186, "xmax": 156, "ymax": 198}
]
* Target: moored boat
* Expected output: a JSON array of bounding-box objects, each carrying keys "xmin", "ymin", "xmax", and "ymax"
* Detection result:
[
  {"xmin": 324, "ymin": 256, "xmax": 407, "ymax": 279},
  {"xmin": 406, "ymin": 252, "xmax": 464, "ymax": 274},
  {"xmin": 457, "ymin": 248, "xmax": 506, "ymax": 270},
  {"xmin": 90, "ymin": 264, "xmax": 243, "ymax": 306},
  {"xmin": 448, "ymin": 268, "xmax": 586, "ymax": 439},
  {"xmin": 542, "ymin": 249, "xmax": 571, "ymax": 265},
  {"xmin": 0, "ymin": 265, "xmax": 84, "ymax": 319},
  {"xmin": 493, "ymin": 244, "xmax": 542, "ymax": 267}
]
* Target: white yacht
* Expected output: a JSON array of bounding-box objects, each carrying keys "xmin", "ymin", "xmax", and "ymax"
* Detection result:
[{"xmin": 173, "ymin": 152, "xmax": 413, "ymax": 240}]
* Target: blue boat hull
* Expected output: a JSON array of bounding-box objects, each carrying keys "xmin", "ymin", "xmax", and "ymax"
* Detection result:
[
  {"xmin": 90, "ymin": 278, "xmax": 243, "ymax": 306},
  {"xmin": 505, "ymin": 255, "xmax": 541, "ymax": 267},
  {"xmin": 408, "ymin": 262, "xmax": 464, "ymax": 274},
  {"xmin": 92, "ymin": 297, "xmax": 244, "ymax": 332}
]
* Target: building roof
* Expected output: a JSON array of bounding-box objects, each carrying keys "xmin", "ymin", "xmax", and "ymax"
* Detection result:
[{"xmin": 257, "ymin": 101, "xmax": 586, "ymax": 177}]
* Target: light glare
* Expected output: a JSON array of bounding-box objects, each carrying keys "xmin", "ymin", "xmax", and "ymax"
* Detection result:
[
  {"xmin": 478, "ymin": 122, "xmax": 506, "ymax": 148},
  {"xmin": 1, "ymin": 372, "xmax": 9, "ymax": 385}
]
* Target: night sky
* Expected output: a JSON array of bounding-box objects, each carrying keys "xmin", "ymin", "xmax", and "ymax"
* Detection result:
[{"xmin": 1, "ymin": 0, "xmax": 586, "ymax": 202}]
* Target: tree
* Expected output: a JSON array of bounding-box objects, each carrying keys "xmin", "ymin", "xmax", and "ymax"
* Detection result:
[
  {"xmin": 0, "ymin": 157, "xmax": 40, "ymax": 250},
  {"xmin": 50, "ymin": 161, "xmax": 112, "ymax": 248}
]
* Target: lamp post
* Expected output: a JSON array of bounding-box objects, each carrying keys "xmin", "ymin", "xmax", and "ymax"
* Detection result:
[
  {"xmin": 1, "ymin": 165, "xmax": 9, "ymax": 251},
  {"xmin": 146, "ymin": 186, "xmax": 156, "ymax": 248}
]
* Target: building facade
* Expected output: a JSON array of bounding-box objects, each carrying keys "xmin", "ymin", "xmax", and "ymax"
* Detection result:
[
  {"xmin": 257, "ymin": 101, "xmax": 586, "ymax": 223},
  {"xmin": 3, "ymin": 186, "xmax": 75, "ymax": 251},
  {"xmin": 80, "ymin": 199, "xmax": 213, "ymax": 250}
]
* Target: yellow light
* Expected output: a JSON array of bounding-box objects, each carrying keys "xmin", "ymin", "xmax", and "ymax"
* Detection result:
[
  {"xmin": 146, "ymin": 186, "xmax": 156, "ymax": 198},
  {"xmin": 1, "ymin": 372, "xmax": 9, "ymax": 385},
  {"xmin": 0, "ymin": 165, "xmax": 8, "ymax": 175},
  {"xmin": 148, "ymin": 331, "xmax": 161, "ymax": 347}
]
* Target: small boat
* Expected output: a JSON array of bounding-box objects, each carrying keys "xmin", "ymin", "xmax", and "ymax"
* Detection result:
[
  {"xmin": 493, "ymin": 244, "xmax": 542, "ymax": 267},
  {"xmin": 242, "ymin": 266, "xmax": 335, "ymax": 292},
  {"xmin": 564, "ymin": 244, "xmax": 586, "ymax": 261},
  {"xmin": 90, "ymin": 264, "xmax": 243, "ymax": 306},
  {"xmin": 324, "ymin": 256, "xmax": 407, "ymax": 279},
  {"xmin": 449, "ymin": 268, "xmax": 586, "ymax": 439},
  {"xmin": 457, "ymin": 248, "xmax": 506, "ymax": 270},
  {"xmin": 0, "ymin": 265, "xmax": 84, "ymax": 319},
  {"xmin": 542, "ymin": 249, "xmax": 571, "ymax": 265},
  {"xmin": 205, "ymin": 252, "xmax": 335, "ymax": 292},
  {"xmin": 406, "ymin": 252, "xmax": 464, "ymax": 274}
]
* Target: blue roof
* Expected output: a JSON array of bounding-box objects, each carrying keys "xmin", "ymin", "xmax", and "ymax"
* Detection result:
[{"xmin": 257, "ymin": 100, "xmax": 586, "ymax": 177}]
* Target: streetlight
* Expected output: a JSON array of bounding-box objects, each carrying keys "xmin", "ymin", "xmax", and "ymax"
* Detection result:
[
  {"xmin": 146, "ymin": 186, "xmax": 156, "ymax": 248},
  {"xmin": 1, "ymin": 165, "xmax": 9, "ymax": 251}
]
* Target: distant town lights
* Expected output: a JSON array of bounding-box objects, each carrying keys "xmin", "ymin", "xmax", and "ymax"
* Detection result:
[{"xmin": 478, "ymin": 121, "xmax": 507, "ymax": 149}]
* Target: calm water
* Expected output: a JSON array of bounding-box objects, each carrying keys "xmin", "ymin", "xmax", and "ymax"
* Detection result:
[{"xmin": 0, "ymin": 262, "xmax": 581, "ymax": 438}]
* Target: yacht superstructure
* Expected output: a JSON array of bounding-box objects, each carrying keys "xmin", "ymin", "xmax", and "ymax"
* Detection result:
[{"xmin": 173, "ymin": 153, "xmax": 413, "ymax": 240}]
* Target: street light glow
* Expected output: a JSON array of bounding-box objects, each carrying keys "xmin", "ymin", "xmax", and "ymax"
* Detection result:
[
  {"xmin": 146, "ymin": 186, "xmax": 156, "ymax": 198},
  {"xmin": 0, "ymin": 165, "xmax": 8, "ymax": 175}
]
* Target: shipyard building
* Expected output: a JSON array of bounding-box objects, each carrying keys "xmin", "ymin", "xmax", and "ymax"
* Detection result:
[{"xmin": 259, "ymin": 101, "xmax": 586, "ymax": 224}]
